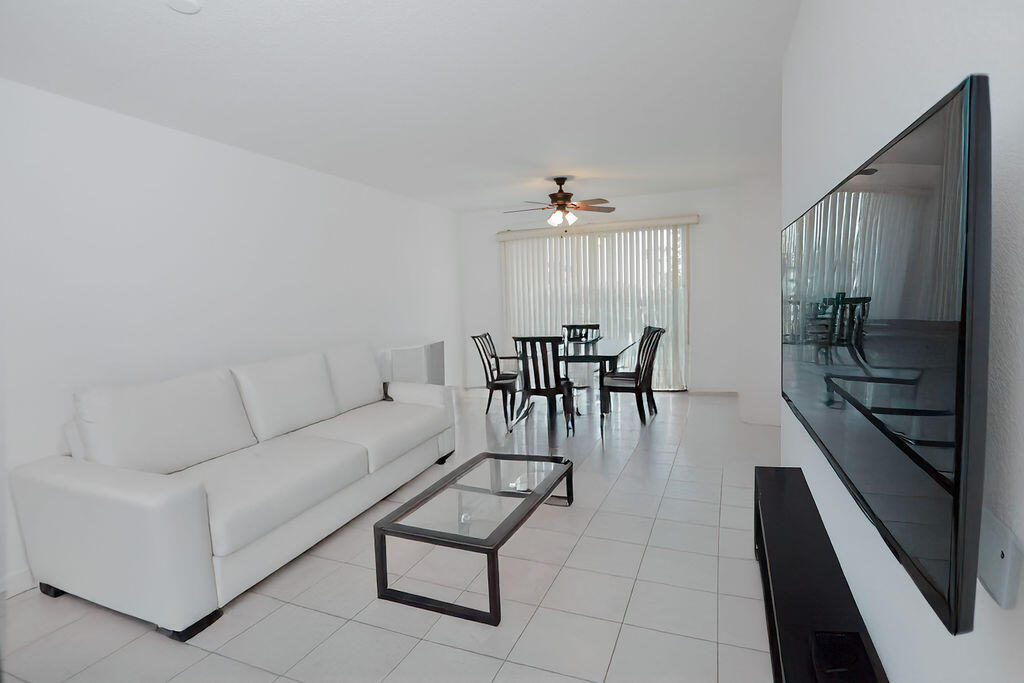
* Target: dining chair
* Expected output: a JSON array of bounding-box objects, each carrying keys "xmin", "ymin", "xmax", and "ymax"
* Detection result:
[
  {"xmin": 804, "ymin": 297, "xmax": 837, "ymax": 365},
  {"xmin": 511, "ymin": 336, "xmax": 575, "ymax": 435},
  {"xmin": 600, "ymin": 325, "xmax": 666, "ymax": 431},
  {"xmin": 471, "ymin": 333, "xmax": 518, "ymax": 430},
  {"xmin": 833, "ymin": 296, "xmax": 871, "ymax": 347},
  {"xmin": 562, "ymin": 323, "xmax": 601, "ymax": 390},
  {"xmin": 562, "ymin": 323, "xmax": 600, "ymax": 343}
]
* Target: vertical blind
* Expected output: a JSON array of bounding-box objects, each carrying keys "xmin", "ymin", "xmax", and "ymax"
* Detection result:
[
  {"xmin": 499, "ymin": 224, "xmax": 688, "ymax": 390},
  {"xmin": 782, "ymin": 188, "xmax": 964, "ymax": 341}
]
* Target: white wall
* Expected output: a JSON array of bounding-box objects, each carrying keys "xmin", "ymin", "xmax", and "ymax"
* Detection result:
[
  {"xmin": 782, "ymin": 1, "xmax": 1024, "ymax": 679},
  {"xmin": 457, "ymin": 183, "xmax": 781, "ymax": 425},
  {"xmin": 735, "ymin": 174, "xmax": 782, "ymax": 426},
  {"xmin": 0, "ymin": 79, "xmax": 463, "ymax": 591},
  {"xmin": 783, "ymin": 406, "xmax": 1024, "ymax": 681}
]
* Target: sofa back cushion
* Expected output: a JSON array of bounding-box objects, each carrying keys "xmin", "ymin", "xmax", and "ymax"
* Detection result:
[
  {"xmin": 74, "ymin": 368, "xmax": 257, "ymax": 474},
  {"xmin": 231, "ymin": 352, "xmax": 338, "ymax": 440},
  {"xmin": 325, "ymin": 343, "xmax": 384, "ymax": 413}
]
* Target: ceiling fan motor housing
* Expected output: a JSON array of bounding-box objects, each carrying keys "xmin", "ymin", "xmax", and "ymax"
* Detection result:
[
  {"xmin": 501, "ymin": 176, "xmax": 614, "ymax": 216},
  {"xmin": 549, "ymin": 177, "xmax": 572, "ymax": 209}
]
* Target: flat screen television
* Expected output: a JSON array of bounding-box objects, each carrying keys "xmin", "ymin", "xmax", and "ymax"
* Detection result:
[{"xmin": 781, "ymin": 75, "xmax": 990, "ymax": 634}]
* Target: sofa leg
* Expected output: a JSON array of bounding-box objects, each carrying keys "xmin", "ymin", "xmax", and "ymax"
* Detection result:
[
  {"xmin": 39, "ymin": 582, "xmax": 66, "ymax": 598},
  {"xmin": 436, "ymin": 450, "xmax": 454, "ymax": 465},
  {"xmin": 157, "ymin": 609, "xmax": 223, "ymax": 642}
]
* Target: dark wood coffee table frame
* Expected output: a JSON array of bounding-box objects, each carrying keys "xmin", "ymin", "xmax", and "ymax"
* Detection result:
[{"xmin": 373, "ymin": 452, "xmax": 573, "ymax": 626}]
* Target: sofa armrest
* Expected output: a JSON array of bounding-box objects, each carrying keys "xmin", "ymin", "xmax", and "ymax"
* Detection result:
[
  {"xmin": 387, "ymin": 382, "xmax": 455, "ymax": 423},
  {"xmin": 10, "ymin": 456, "xmax": 219, "ymax": 631}
]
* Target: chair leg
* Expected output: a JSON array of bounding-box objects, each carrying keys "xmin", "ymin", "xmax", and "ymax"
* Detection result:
[
  {"xmin": 517, "ymin": 392, "xmax": 533, "ymax": 423},
  {"xmin": 500, "ymin": 388, "xmax": 511, "ymax": 432},
  {"xmin": 562, "ymin": 387, "xmax": 575, "ymax": 435},
  {"xmin": 635, "ymin": 392, "xmax": 647, "ymax": 425},
  {"xmin": 485, "ymin": 388, "xmax": 494, "ymax": 414},
  {"xmin": 646, "ymin": 390, "xmax": 657, "ymax": 415}
]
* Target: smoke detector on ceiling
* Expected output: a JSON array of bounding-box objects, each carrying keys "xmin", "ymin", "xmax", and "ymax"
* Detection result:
[{"xmin": 167, "ymin": 0, "xmax": 201, "ymax": 15}]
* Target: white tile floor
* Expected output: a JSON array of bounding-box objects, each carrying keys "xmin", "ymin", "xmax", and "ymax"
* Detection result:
[{"xmin": 3, "ymin": 390, "xmax": 780, "ymax": 683}]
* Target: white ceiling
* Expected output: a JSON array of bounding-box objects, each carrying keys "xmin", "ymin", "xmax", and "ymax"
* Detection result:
[{"xmin": 0, "ymin": 1, "xmax": 799, "ymax": 211}]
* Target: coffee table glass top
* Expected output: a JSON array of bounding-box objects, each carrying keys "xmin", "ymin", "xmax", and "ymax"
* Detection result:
[
  {"xmin": 374, "ymin": 453, "xmax": 573, "ymax": 625},
  {"xmin": 395, "ymin": 457, "xmax": 564, "ymax": 540}
]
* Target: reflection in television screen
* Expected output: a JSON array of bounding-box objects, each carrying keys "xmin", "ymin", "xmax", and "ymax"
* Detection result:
[{"xmin": 781, "ymin": 89, "xmax": 968, "ymax": 602}]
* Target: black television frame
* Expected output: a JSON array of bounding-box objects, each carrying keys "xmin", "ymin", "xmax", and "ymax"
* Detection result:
[{"xmin": 780, "ymin": 75, "xmax": 990, "ymax": 635}]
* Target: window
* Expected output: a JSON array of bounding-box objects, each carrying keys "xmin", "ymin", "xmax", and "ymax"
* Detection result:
[{"xmin": 499, "ymin": 223, "xmax": 689, "ymax": 390}]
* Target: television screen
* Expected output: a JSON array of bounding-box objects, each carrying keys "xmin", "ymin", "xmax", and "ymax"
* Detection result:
[{"xmin": 781, "ymin": 75, "xmax": 990, "ymax": 634}]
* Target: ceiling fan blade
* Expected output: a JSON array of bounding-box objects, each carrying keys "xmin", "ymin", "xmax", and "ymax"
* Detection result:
[
  {"xmin": 574, "ymin": 198, "xmax": 609, "ymax": 205},
  {"xmin": 574, "ymin": 205, "xmax": 616, "ymax": 213},
  {"xmin": 503, "ymin": 207, "xmax": 549, "ymax": 213},
  {"xmin": 523, "ymin": 201, "xmax": 551, "ymax": 205}
]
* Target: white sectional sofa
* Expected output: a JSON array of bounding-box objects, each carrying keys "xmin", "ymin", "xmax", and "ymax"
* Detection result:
[{"xmin": 10, "ymin": 343, "xmax": 455, "ymax": 639}]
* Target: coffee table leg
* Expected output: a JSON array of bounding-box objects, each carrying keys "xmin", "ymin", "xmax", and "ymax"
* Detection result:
[
  {"xmin": 375, "ymin": 534, "xmax": 502, "ymax": 626},
  {"xmin": 544, "ymin": 465, "xmax": 574, "ymax": 507},
  {"xmin": 373, "ymin": 526, "xmax": 388, "ymax": 596},
  {"xmin": 486, "ymin": 551, "xmax": 501, "ymax": 625}
]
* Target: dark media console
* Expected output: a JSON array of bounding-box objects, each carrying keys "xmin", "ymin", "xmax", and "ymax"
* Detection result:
[{"xmin": 754, "ymin": 467, "xmax": 888, "ymax": 682}]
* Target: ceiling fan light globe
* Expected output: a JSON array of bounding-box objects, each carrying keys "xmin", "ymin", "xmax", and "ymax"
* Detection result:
[
  {"xmin": 564, "ymin": 211, "xmax": 578, "ymax": 226},
  {"xmin": 547, "ymin": 210, "xmax": 564, "ymax": 227}
]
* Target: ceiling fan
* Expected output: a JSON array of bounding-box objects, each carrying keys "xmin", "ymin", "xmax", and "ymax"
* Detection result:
[{"xmin": 504, "ymin": 176, "xmax": 616, "ymax": 228}]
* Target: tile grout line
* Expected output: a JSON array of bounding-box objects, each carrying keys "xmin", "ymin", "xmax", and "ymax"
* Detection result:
[
  {"xmin": 508, "ymin": 405, "xmax": 689, "ymax": 680},
  {"xmin": 10, "ymin": 393, "xmax": 775, "ymax": 681},
  {"xmin": 347, "ymin": 405, "xmax": 612, "ymax": 682},
  {"xmin": 465, "ymin": 411, "xmax": 643, "ymax": 680},
  {"xmin": 601, "ymin": 431, "xmax": 682, "ymax": 682},
  {"xmin": 2, "ymin": 606, "xmax": 93, "ymax": 659},
  {"xmin": 56, "ymin": 627, "xmax": 153, "ymax": 683}
]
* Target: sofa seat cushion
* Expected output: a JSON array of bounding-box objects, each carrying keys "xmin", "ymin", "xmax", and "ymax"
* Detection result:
[
  {"xmin": 174, "ymin": 433, "xmax": 368, "ymax": 555},
  {"xmin": 302, "ymin": 401, "xmax": 449, "ymax": 472}
]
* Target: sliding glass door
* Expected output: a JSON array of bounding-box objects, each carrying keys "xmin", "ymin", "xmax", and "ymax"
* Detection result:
[{"xmin": 500, "ymin": 224, "xmax": 688, "ymax": 390}]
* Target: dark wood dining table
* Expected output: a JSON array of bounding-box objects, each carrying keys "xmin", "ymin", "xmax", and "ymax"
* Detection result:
[
  {"xmin": 564, "ymin": 338, "xmax": 636, "ymax": 414},
  {"xmin": 505, "ymin": 337, "xmax": 636, "ymax": 428}
]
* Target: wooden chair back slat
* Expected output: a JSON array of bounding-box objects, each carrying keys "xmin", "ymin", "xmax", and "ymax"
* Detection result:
[
  {"xmin": 471, "ymin": 333, "xmax": 500, "ymax": 383},
  {"xmin": 562, "ymin": 323, "xmax": 600, "ymax": 343},
  {"xmin": 634, "ymin": 326, "xmax": 667, "ymax": 390},
  {"xmin": 514, "ymin": 336, "xmax": 567, "ymax": 392}
]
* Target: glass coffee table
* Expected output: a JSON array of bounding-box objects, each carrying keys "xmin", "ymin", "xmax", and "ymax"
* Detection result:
[{"xmin": 373, "ymin": 452, "xmax": 573, "ymax": 625}]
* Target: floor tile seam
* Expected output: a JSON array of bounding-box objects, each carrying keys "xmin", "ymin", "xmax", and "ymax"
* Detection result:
[
  {"xmin": 2, "ymin": 608, "xmax": 93, "ymax": 658},
  {"xmin": 419, "ymin": 592, "xmax": 540, "ymax": 659},
  {"xmin": 500, "ymin": 433, "xmax": 643, "ymax": 671},
  {"xmin": 662, "ymin": 492, "xmax": 724, "ymax": 505},
  {"xmin": 717, "ymin": 641, "xmax": 774, "ymax": 656},
  {"xmin": 630, "ymin": 574, "xmax": 765, "ymax": 602},
  {"xmin": 199, "ymin": 647, "xmax": 303, "ymax": 680},
  {"xmin": 602, "ymin": 477, "xmax": 664, "ymax": 683},
  {"xmin": 38, "ymin": 627, "xmax": 152, "ymax": 683},
  {"xmin": 643, "ymin": 540, "xmax": 749, "ymax": 561},
  {"xmin": 592, "ymin": 508, "xmax": 668, "ymax": 523},
  {"xmin": 371, "ymin": 398, "xmax": 700, "ymax": 680},
  {"xmin": 211, "ymin": 598, "xmax": 290, "ymax": 656},
  {"xmin": 617, "ymin": 618, "xmax": 727, "ymax": 649},
  {"xmin": 281, "ymin": 615, "xmax": 395, "ymax": 681},
  {"xmin": 350, "ymin": 599, "xmax": 515, "ymax": 683},
  {"xmin": 652, "ymin": 516, "xmax": 739, "ymax": 531}
]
